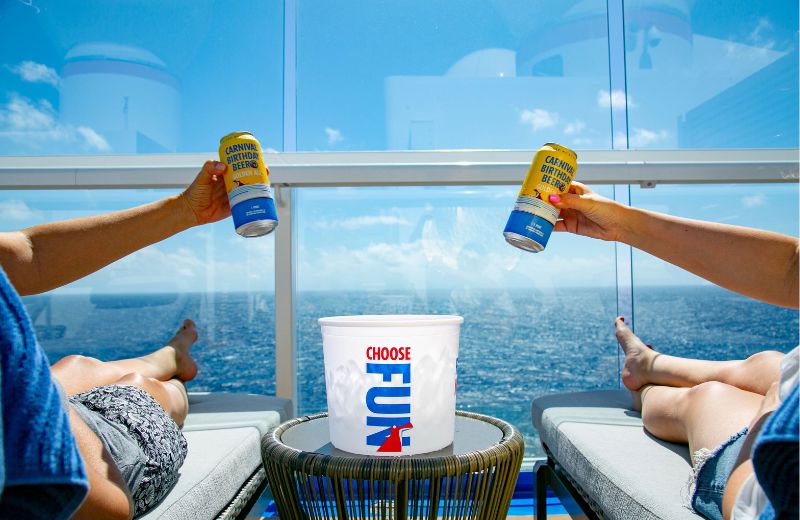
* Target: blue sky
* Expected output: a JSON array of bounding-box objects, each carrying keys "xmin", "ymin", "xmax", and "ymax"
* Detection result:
[{"xmin": 0, "ymin": 0, "xmax": 797, "ymax": 293}]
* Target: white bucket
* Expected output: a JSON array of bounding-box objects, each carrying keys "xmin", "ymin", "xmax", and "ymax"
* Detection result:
[{"xmin": 319, "ymin": 315, "xmax": 463, "ymax": 456}]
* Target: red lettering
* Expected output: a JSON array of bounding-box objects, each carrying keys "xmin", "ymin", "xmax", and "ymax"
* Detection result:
[{"xmin": 366, "ymin": 346, "xmax": 412, "ymax": 361}]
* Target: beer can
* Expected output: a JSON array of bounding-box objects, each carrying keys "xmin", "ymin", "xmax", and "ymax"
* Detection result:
[
  {"xmin": 218, "ymin": 132, "xmax": 278, "ymax": 237},
  {"xmin": 503, "ymin": 143, "xmax": 578, "ymax": 253}
]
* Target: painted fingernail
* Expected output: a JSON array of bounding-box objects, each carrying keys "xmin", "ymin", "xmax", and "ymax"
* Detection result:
[
  {"xmin": 214, "ymin": 162, "xmax": 226, "ymax": 171},
  {"xmin": 549, "ymin": 194, "xmax": 561, "ymax": 203},
  {"xmin": 619, "ymin": 317, "xmax": 625, "ymax": 322},
  {"xmin": 646, "ymin": 344, "xmax": 654, "ymax": 350}
]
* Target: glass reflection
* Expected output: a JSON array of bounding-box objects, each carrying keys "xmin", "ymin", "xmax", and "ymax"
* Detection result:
[
  {"xmin": 297, "ymin": 0, "xmax": 613, "ymax": 151},
  {"xmin": 623, "ymin": 0, "xmax": 798, "ymax": 148},
  {"xmin": 0, "ymin": 1, "xmax": 284, "ymax": 155}
]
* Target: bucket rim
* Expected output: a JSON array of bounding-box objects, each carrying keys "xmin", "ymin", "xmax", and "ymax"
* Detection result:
[{"xmin": 318, "ymin": 314, "xmax": 463, "ymax": 327}]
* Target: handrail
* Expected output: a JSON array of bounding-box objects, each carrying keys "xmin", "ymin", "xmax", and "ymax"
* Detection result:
[{"xmin": 0, "ymin": 149, "xmax": 797, "ymax": 189}]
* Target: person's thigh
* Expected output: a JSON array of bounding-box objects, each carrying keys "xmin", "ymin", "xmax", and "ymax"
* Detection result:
[
  {"xmin": 641, "ymin": 382, "xmax": 762, "ymax": 454},
  {"xmin": 113, "ymin": 373, "xmax": 188, "ymax": 426},
  {"xmin": 67, "ymin": 408, "xmax": 132, "ymax": 520},
  {"xmin": 682, "ymin": 381, "xmax": 762, "ymax": 455}
]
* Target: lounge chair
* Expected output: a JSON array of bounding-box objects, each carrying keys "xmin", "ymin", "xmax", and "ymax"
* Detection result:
[
  {"xmin": 139, "ymin": 392, "xmax": 292, "ymax": 520},
  {"xmin": 532, "ymin": 389, "xmax": 702, "ymax": 520}
]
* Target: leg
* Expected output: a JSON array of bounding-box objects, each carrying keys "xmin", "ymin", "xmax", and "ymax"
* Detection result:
[
  {"xmin": 52, "ymin": 319, "xmax": 198, "ymax": 395},
  {"xmin": 638, "ymin": 382, "xmax": 762, "ymax": 454},
  {"xmin": 113, "ymin": 372, "xmax": 189, "ymax": 426},
  {"xmin": 615, "ymin": 317, "xmax": 783, "ymax": 395},
  {"xmin": 68, "ymin": 372, "xmax": 190, "ymax": 519}
]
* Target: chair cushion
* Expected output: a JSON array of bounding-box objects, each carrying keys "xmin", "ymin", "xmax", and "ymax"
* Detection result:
[
  {"xmin": 183, "ymin": 392, "xmax": 292, "ymax": 436},
  {"xmin": 138, "ymin": 428, "xmax": 259, "ymax": 520},
  {"xmin": 140, "ymin": 392, "xmax": 291, "ymax": 519},
  {"xmin": 532, "ymin": 389, "xmax": 702, "ymax": 520}
]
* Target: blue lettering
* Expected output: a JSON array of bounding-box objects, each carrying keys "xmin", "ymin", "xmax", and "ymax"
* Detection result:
[
  {"xmin": 366, "ymin": 363, "xmax": 410, "ymax": 384},
  {"xmin": 366, "ymin": 416, "xmax": 411, "ymax": 446},
  {"xmin": 366, "ymin": 387, "xmax": 410, "ymax": 414}
]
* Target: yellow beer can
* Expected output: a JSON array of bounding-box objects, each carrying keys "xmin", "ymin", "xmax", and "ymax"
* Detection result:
[
  {"xmin": 218, "ymin": 132, "xmax": 278, "ymax": 237},
  {"xmin": 503, "ymin": 143, "xmax": 578, "ymax": 253}
]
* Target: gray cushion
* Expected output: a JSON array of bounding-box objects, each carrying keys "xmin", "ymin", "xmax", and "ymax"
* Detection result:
[
  {"xmin": 532, "ymin": 389, "xmax": 702, "ymax": 520},
  {"xmin": 139, "ymin": 428, "xmax": 260, "ymax": 520},
  {"xmin": 140, "ymin": 392, "xmax": 291, "ymax": 519},
  {"xmin": 183, "ymin": 392, "xmax": 291, "ymax": 436}
]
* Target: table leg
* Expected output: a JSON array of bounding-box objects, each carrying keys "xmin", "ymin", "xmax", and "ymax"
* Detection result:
[
  {"xmin": 396, "ymin": 478, "xmax": 408, "ymax": 520},
  {"xmin": 535, "ymin": 464, "xmax": 550, "ymax": 520}
]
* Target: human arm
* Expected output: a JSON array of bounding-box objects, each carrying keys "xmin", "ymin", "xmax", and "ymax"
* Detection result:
[
  {"xmin": 551, "ymin": 182, "xmax": 799, "ymax": 309},
  {"xmin": 0, "ymin": 161, "xmax": 230, "ymax": 296}
]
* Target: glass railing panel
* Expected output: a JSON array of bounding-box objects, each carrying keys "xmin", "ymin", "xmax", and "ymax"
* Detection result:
[
  {"xmin": 623, "ymin": 0, "xmax": 799, "ymax": 148},
  {"xmin": 0, "ymin": 189, "xmax": 276, "ymax": 394},
  {"xmin": 630, "ymin": 183, "xmax": 799, "ymax": 359},
  {"xmin": 296, "ymin": 0, "xmax": 612, "ymax": 151},
  {"xmin": 294, "ymin": 185, "xmax": 619, "ymax": 456},
  {"xmin": 0, "ymin": 1, "xmax": 284, "ymax": 155}
]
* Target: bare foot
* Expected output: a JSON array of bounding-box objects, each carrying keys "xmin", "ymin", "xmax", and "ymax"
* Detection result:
[
  {"xmin": 615, "ymin": 317, "xmax": 656, "ymax": 392},
  {"xmin": 167, "ymin": 319, "xmax": 199, "ymax": 382}
]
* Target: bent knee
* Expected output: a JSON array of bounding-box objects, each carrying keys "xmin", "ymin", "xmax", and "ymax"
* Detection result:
[
  {"xmin": 688, "ymin": 381, "xmax": 738, "ymax": 402},
  {"xmin": 744, "ymin": 351, "xmax": 784, "ymax": 370},
  {"xmin": 53, "ymin": 354, "xmax": 102, "ymax": 372},
  {"xmin": 114, "ymin": 372, "xmax": 152, "ymax": 387}
]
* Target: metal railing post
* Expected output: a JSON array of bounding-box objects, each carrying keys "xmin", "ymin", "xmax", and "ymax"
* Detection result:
[{"xmin": 274, "ymin": 185, "xmax": 297, "ymax": 416}]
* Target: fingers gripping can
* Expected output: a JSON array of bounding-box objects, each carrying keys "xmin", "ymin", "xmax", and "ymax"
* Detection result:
[
  {"xmin": 503, "ymin": 143, "xmax": 577, "ymax": 253},
  {"xmin": 218, "ymin": 132, "xmax": 278, "ymax": 237}
]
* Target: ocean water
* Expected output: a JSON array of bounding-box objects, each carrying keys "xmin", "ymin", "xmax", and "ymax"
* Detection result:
[{"xmin": 25, "ymin": 286, "xmax": 799, "ymax": 457}]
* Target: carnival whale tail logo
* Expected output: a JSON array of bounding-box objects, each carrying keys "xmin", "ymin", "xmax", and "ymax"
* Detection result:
[{"xmin": 377, "ymin": 422, "xmax": 414, "ymax": 453}]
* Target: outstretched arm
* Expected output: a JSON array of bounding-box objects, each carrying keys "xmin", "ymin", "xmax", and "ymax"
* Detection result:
[
  {"xmin": 551, "ymin": 182, "xmax": 799, "ymax": 309},
  {"xmin": 0, "ymin": 161, "xmax": 230, "ymax": 296}
]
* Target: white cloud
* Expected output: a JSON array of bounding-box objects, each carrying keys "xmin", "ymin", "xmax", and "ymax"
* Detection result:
[
  {"xmin": 563, "ymin": 120, "xmax": 586, "ymax": 135},
  {"xmin": 628, "ymin": 127, "xmax": 669, "ymax": 148},
  {"xmin": 597, "ymin": 89, "xmax": 635, "ymax": 111},
  {"xmin": 519, "ymin": 108, "xmax": 558, "ymax": 131},
  {"xmin": 0, "ymin": 93, "xmax": 110, "ymax": 152},
  {"xmin": 15, "ymin": 0, "xmax": 41, "ymax": 14},
  {"xmin": 317, "ymin": 214, "xmax": 412, "ymax": 230},
  {"xmin": 741, "ymin": 193, "xmax": 766, "ymax": 208},
  {"xmin": 108, "ymin": 247, "xmax": 205, "ymax": 279},
  {"xmin": 325, "ymin": 127, "xmax": 343, "ymax": 146},
  {"xmin": 0, "ymin": 200, "xmax": 42, "ymax": 221},
  {"xmin": 7, "ymin": 61, "xmax": 60, "ymax": 86},
  {"xmin": 76, "ymin": 126, "xmax": 110, "ymax": 150},
  {"xmin": 748, "ymin": 18, "xmax": 775, "ymax": 50}
]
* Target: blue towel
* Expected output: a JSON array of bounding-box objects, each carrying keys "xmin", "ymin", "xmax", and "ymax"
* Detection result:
[
  {"xmin": 0, "ymin": 267, "xmax": 88, "ymax": 518},
  {"xmin": 754, "ymin": 383, "xmax": 799, "ymax": 520}
]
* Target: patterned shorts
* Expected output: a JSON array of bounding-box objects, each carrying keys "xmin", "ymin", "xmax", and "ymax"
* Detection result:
[{"xmin": 69, "ymin": 384, "xmax": 187, "ymax": 517}]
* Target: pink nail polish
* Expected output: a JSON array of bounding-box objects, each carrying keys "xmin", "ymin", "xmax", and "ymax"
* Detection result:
[{"xmin": 549, "ymin": 194, "xmax": 561, "ymax": 203}]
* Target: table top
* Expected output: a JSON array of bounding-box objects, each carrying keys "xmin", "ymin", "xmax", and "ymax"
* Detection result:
[{"xmin": 273, "ymin": 410, "xmax": 514, "ymax": 459}]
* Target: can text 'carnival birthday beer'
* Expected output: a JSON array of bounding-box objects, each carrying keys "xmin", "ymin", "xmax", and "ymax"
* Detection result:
[
  {"xmin": 503, "ymin": 143, "xmax": 578, "ymax": 252},
  {"xmin": 218, "ymin": 132, "xmax": 278, "ymax": 237}
]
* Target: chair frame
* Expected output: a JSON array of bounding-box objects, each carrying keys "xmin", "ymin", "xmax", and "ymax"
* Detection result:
[{"xmin": 535, "ymin": 445, "xmax": 603, "ymax": 520}]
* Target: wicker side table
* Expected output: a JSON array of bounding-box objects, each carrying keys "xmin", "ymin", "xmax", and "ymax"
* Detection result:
[{"xmin": 261, "ymin": 410, "xmax": 524, "ymax": 519}]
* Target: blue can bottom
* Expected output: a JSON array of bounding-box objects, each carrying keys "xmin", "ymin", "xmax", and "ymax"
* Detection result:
[
  {"xmin": 232, "ymin": 197, "xmax": 279, "ymax": 237},
  {"xmin": 503, "ymin": 210, "xmax": 554, "ymax": 253}
]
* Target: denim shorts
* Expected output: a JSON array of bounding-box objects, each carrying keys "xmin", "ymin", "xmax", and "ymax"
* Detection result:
[{"xmin": 691, "ymin": 428, "xmax": 748, "ymax": 520}]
